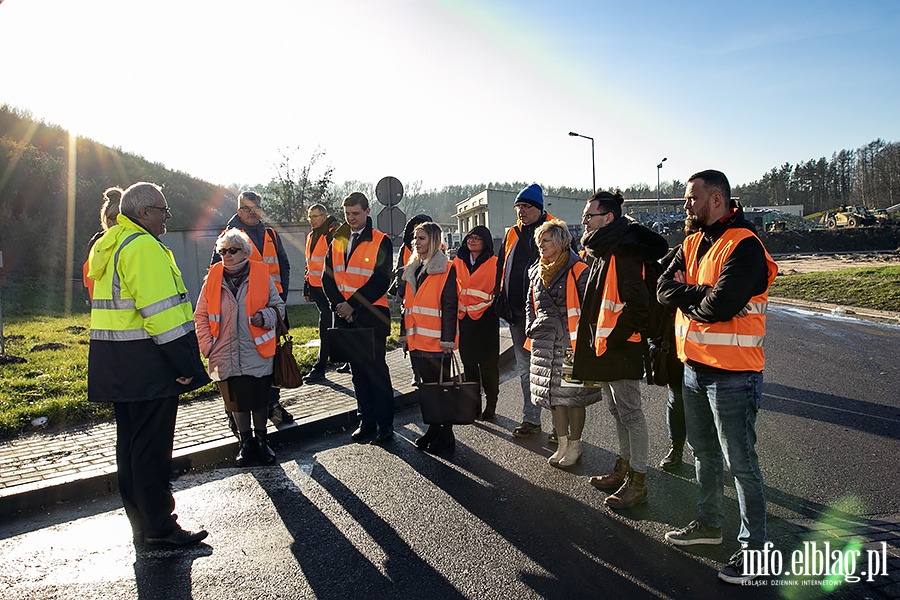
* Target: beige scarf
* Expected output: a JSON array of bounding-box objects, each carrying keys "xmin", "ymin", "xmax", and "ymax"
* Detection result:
[{"xmin": 538, "ymin": 251, "xmax": 569, "ymax": 289}]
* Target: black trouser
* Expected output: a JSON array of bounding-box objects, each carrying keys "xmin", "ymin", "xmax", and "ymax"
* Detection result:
[
  {"xmin": 351, "ymin": 334, "xmax": 393, "ymax": 434},
  {"xmin": 458, "ymin": 313, "xmax": 500, "ymax": 405},
  {"xmin": 308, "ymin": 285, "xmax": 334, "ymax": 372},
  {"xmin": 114, "ymin": 397, "xmax": 179, "ymax": 539}
]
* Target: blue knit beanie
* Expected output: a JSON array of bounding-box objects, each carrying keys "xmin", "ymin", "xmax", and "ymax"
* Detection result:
[{"xmin": 515, "ymin": 183, "xmax": 544, "ymax": 210}]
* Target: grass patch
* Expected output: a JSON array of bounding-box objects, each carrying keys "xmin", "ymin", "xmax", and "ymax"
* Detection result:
[
  {"xmin": 0, "ymin": 304, "xmax": 401, "ymax": 439},
  {"xmin": 770, "ymin": 265, "xmax": 900, "ymax": 312}
]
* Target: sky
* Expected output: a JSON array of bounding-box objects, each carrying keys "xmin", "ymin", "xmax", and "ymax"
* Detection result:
[{"xmin": 1, "ymin": 0, "xmax": 898, "ymax": 194}]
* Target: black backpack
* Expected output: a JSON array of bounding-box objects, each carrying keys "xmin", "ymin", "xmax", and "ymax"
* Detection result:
[{"xmin": 640, "ymin": 259, "xmax": 674, "ymax": 386}]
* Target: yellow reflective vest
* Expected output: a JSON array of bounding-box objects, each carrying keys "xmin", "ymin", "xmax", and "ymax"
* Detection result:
[{"xmin": 87, "ymin": 215, "xmax": 195, "ymax": 345}]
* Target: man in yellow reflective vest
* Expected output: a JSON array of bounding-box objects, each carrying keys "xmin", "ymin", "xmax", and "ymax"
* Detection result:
[
  {"xmin": 302, "ymin": 203, "xmax": 339, "ymax": 383},
  {"xmin": 323, "ymin": 192, "xmax": 395, "ymax": 444},
  {"xmin": 212, "ymin": 191, "xmax": 294, "ymax": 427},
  {"xmin": 658, "ymin": 170, "xmax": 778, "ymax": 585},
  {"xmin": 87, "ymin": 182, "xmax": 211, "ymax": 549}
]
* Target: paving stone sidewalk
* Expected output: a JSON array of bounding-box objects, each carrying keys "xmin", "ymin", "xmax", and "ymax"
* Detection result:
[{"xmin": 0, "ymin": 330, "xmax": 512, "ymax": 515}]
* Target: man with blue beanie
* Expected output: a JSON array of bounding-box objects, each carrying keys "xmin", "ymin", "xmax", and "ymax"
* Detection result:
[{"xmin": 496, "ymin": 183, "xmax": 555, "ymax": 439}]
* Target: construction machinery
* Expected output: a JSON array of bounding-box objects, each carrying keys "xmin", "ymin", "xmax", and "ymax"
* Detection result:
[{"xmin": 822, "ymin": 205, "xmax": 876, "ymax": 229}]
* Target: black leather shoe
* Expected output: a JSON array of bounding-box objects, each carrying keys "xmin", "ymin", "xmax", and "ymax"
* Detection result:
[
  {"xmin": 336, "ymin": 363, "xmax": 351, "ymax": 374},
  {"xmin": 351, "ymin": 424, "xmax": 377, "ymax": 442},
  {"xmin": 145, "ymin": 528, "xmax": 208, "ymax": 548},
  {"xmin": 371, "ymin": 430, "xmax": 395, "ymax": 445},
  {"xmin": 303, "ymin": 370, "xmax": 326, "ymax": 383},
  {"xmin": 415, "ymin": 425, "xmax": 440, "ymax": 449}
]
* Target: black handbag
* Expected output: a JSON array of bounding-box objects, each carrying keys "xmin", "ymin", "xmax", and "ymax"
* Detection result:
[
  {"xmin": 273, "ymin": 312, "xmax": 303, "ymax": 389},
  {"xmin": 327, "ymin": 327, "xmax": 375, "ymax": 363},
  {"xmin": 418, "ymin": 353, "xmax": 481, "ymax": 425}
]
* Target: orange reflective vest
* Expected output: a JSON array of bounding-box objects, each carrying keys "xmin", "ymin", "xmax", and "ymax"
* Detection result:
[
  {"xmin": 223, "ymin": 227, "xmax": 282, "ymax": 294},
  {"xmin": 499, "ymin": 213, "xmax": 556, "ymax": 294},
  {"xmin": 675, "ymin": 228, "xmax": 778, "ymax": 372},
  {"xmin": 403, "ymin": 262, "xmax": 457, "ymax": 352},
  {"xmin": 525, "ymin": 261, "xmax": 587, "ymax": 351},
  {"xmin": 593, "ymin": 255, "xmax": 643, "ymax": 357},
  {"xmin": 305, "ymin": 229, "xmax": 329, "ymax": 288},
  {"xmin": 205, "ymin": 261, "xmax": 277, "ymax": 358},
  {"xmin": 331, "ymin": 230, "xmax": 390, "ymax": 308},
  {"xmin": 82, "ymin": 259, "xmax": 94, "ymax": 299},
  {"xmin": 399, "ymin": 246, "xmax": 412, "ymax": 267},
  {"xmin": 454, "ymin": 255, "xmax": 498, "ymax": 321}
]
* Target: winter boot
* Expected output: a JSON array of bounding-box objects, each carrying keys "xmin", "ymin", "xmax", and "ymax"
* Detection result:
[
  {"xmin": 481, "ymin": 397, "xmax": 498, "ymax": 420},
  {"xmin": 559, "ymin": 438, "xmax": 582, "ymax": 468},
  {"xmin": 255, "ymin": 429, "xmax": 276, "ymax": 464},
  {"xmin": 416, "ymin": 424, "xmax": 440, "ymax": 449},
  {"xmin": 589, "ymin": 456, "xmax": 630, "ymax": 491},
  {"xmin": 659, "ymin": 440, "xmax": 685, "ymax": 472},
  {"xmin": 432, "ymin": 425, "xmax": 456, "ymax": 452},
  {"xmin": 548, "ymin": 435, "xmax": 569, "ymax": 466},
  {"xmin": 235, "ymin": 431, "xmax": 258, "ymax": 466},
  {"xmin": 604, "ymin": 470, "xmax": 648, "ymax": 509}
]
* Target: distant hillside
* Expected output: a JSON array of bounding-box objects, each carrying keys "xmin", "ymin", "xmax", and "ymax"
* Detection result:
[{"xmin": 0, "ymin": 105, "xmax": 233, "ymax": 315}]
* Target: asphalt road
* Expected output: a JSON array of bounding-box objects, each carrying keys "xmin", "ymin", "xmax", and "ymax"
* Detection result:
[{"xmin": 0, "ymin": 306, "xmax": 897, "ymax": 600}]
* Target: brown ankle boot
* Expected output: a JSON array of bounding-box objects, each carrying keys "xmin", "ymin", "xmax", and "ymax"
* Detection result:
[
  {"xmin": 589, "ymin": 456, "xmax": 630, "ymax": 491},
  {"xmin": 605, "ymin": 470, "xmax": 647, "ymax": 508}
]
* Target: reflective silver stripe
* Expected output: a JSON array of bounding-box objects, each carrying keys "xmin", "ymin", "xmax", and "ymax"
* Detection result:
[
  {"xmin": 745, "ymin": 302, "xmax": 768, "ymax": 315},
  {"xmin": 90, "ymin": 328, "xmax": 151, "ymax": 341},
  {"xmin": 682, "ymin": 330, "xmax": 765, "ymax": 347},
  {"xmin": 569, "ymin": 330, "xmax": 579, "ymax": 341},
  {"xmin": 209, "ymin": 314, "xmax": 220, "ymax": 323},
  {"xmin": 338, "ymin": 284, "xmax": 359, "ymax": 294},
  {"xmin": 110, "ymin": 233, "xmax": 145, "ymax": 300},
  {"xmin": 333, "ymin": 264, "xmax": 346, "ymax": 273},
  {"xmin": 462, "ymin": 288, "xmax": 492, "ymax": 300},
  {"xmin": 271, "ymin": 274, "xmax": 281, "ymax": 283},
  {"xmin": 91, "ymin": 298, "xmax": 136, "ymax": 310},
  {"xmin": 151, "ymin": 321, "xmax": 195, "ymax": 345},
  {"xmin": 253, "ymin": 329, "xmax": 276, "ymax": 346},
  {"xmin": 566, "ymin": 307, "xmax": 580, "ymax": 318},
  {"xmin": 346, "ymin": 266, "xmax": 374, "ymax": 277},
  {"xmin": 408, "ymin": 326, "xmax": 441, "ymax": 338},
  {"xmin": 411, "ymin": 306, "xmax": 442, "ymax": 317},
  {"xmin": 263, "ymin": 257, "xmax": 277, "ymax": 264},
  {"xmin": 595, "ymin": 326, "xmax": 614, "ymax": 339},
  {"xmin": 599, "ymin": 298, "xmax": 625, "ymax": 313},
  {"xmin": 465, "ymin": 299, "xmax": 493, "ymax": 313},
  {"xmin": 138, "ymin": 293, "xmax": 188, "ymax": 318}
]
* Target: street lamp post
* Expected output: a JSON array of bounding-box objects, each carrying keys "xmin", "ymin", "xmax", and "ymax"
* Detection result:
[
  {"xmin": 656, "ymin": 157, "xmax": 667, "ymax": 232},
  {"xmin": 568, "ymin": 131, "xmax": 595, "ymax": 192}
]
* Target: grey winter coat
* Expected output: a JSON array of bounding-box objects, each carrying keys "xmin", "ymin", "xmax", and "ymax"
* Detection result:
[
  {"xmin": 194, "ymin": 268, "xmax": 285, "ymax": 382},
  {"xmin": 525, "ymin": 250, "xmax": 602, "ymax": 409}
]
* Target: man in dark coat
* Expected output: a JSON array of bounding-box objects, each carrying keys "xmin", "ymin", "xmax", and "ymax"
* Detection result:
[
  {"xmin": 302, "ymin": 203, "xmax": 340, "ymax": 383},
  {"xmin": 572, "ymin": 190, "xmax": 668, "ymax": 509}
]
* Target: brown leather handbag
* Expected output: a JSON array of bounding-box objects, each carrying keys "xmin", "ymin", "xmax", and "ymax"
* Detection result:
[{"xmin": 272, "ymin": 312, "xmax": 303, "ymax": 389}]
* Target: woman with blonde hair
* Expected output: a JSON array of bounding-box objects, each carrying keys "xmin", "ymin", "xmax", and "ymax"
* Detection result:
[
  {"xmin": 400, "ymin": 221, "xmax": 459, "ymax": 452},
  {"xmin": 195, "ymin": 229, "xmax": 285, "ymax": 465},
  {"xmin": 526, "ymin": 219, "xmax": 601, "ymax": 467}
]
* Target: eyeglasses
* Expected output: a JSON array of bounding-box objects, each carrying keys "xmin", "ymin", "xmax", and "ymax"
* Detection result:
[
  {"xmin": 307, "ymin": 213, "xmax": 325, "ymax": 220},
  {"xmin": 467, "ymin": 236, "xmax": 484, "ymax": 243},
  {"xmin": 147, "ymin": 205, "xmax": 172, "ymax": 216},
  {"xmin": 582, "ymin": 212, "xmax": 610, "ymax": 221},
  {"xmin": 239, "ymin": 205, "xmax": 259, "ymax": 213},
  {"xmin": 217, "ymin": 247, "xmax": 241, "ymax": 256}
]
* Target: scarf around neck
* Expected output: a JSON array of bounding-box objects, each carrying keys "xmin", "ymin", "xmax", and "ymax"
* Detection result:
[{"xmin": 538, "ymin": 250, "xmax": 569, "ymax": 289}]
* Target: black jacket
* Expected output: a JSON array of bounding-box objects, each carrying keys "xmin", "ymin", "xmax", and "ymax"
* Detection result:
[
  {"xmin": 657, "ymin": 207, "xmax": 769, "ymax": 324},
  {"xmin": 496, "ymin": 213, "xmax": 549, "ymax": 324},
  {"xmin": 322, "ymin": 217, "xmax": 393, "ymax": 338},
  {"xmin": 212, "ymin": 215, "xmax": 292, "ymax": 301},
  {"xmin": 571, "ymin": 217, "xmax": 668, "ymax": 382}
]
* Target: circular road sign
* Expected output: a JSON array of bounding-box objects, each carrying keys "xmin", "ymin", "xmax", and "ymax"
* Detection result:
[{"xmin": 375, "ymin": 176, "xmax": 404, "ymax": 207}]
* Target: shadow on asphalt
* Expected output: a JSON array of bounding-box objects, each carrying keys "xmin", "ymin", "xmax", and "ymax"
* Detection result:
[
  {"xmin": 762, "ymin": 383, "xmax": 900, "ymax": 440},
  {"xmin": 133, "ymin": 543, "xmax": 213, "ymax": 600}
]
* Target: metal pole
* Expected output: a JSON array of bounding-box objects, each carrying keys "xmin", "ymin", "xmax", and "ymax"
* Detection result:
[
  {"xmin": 656, "ymin": 157, "xmax": 667, "ymax": 232},
  {"xmin": 590, "ymin": 137, "xmax": 596, "ymax": 193}
]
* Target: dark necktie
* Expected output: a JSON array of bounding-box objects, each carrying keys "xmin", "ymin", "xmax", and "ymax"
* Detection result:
[{"xmin": 347, "ymin": 232, "xmax": 360, "ymax": 259}]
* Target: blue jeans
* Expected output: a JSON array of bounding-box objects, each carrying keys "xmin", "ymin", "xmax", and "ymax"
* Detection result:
[
  {"xmin": 682, "ymin": 364, "xmax": 767, "ymax": 549},
  {"xmin": 508, "ymin": 320, "xmax": 541, "ymax": 425}
]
